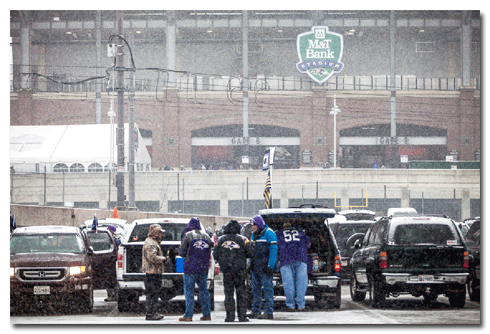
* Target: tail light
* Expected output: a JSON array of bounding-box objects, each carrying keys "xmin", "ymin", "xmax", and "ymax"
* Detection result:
[
  {"xmin": 334, "ymin": 254, "xmax": 341, "ymax": 273},
  {"xmin": 463, "ymin": 251, "xmax": 469, "ymax": 269},
  {"xmin": 379, "ymin": 251, "xmax": 388, "ymax": 269},
  {"xmin": 117, "ymin": 253, "xmax": 123, "ymax": 269}
]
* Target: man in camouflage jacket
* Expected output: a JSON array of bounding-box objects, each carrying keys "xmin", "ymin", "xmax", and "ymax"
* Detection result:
[{"xmin": 142, "ymin": 224, "xmax": 167, "ymax": 320}]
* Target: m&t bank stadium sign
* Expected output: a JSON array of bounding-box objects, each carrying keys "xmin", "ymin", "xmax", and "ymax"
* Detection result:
[{"xmin": 296, "ymin": 26, "xmax": 344, "ymax": 84}]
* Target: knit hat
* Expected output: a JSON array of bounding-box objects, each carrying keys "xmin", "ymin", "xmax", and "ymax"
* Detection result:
[{"xmin": 251, "ymin": 215, "xmax": 265, "ymax": 230}]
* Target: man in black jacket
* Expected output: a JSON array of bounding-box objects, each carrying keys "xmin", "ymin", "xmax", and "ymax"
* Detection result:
[{"xmin": 213, "ymin": 220, "xmax": 254, "ymax": 322}]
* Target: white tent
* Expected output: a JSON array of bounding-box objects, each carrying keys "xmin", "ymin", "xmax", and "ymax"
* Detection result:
[{"xmin": 10, "ymin": 124, "xmax": 152, "ymax": 173}]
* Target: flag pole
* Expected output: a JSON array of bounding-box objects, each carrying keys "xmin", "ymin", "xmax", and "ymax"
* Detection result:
[{"xmin": 269, "ymin": 159, "xmax": 273, "ymax": 209}]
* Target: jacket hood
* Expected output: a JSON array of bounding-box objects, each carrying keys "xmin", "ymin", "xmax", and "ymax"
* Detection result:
[
  {"xmin": 148, "ymin": 224, "xmax": 163, "ymax": 240},
  {"xmin": 224, "ymin": 220, "xmax": 240, "ymax": 234},
  {"xmin": 251, "ymin": 215, "xmax": 265, "ymax": 230},
  {"xmin": 186, "ymin": 217, "xmax": 201, "ymax": 231}
]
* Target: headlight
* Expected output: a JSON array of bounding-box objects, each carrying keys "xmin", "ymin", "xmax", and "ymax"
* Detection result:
[
  {"xmin": 69, "ymin": 266, "xmax": 86, "ymax": 276},
  {"xmin": 10, "ymin": 267, "xmax": 15, "ymax": 277}
]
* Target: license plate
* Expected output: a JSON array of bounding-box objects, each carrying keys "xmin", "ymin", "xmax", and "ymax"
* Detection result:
[
  {"xmin": 34, "ymin": 286, "xmax": 50, "ymax": 295},
  {"xmin": 418, "ymin": 275, "xmax": 434, "ymax": 282},
  {"xmin": 162, "ymin": 279, "xmax": 173, "ymax": 288},
  {"xmin": 341, "ymin": 260, "xmax": 348, "ymax": 266}
]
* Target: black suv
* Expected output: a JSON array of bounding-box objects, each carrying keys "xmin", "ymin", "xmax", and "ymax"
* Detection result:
[
  {"xmin": 329, "ymin": 209, "xmax": 376, "ymax": 282},
  {"xmin": 465, "ymin": 218, "xmax": 480, "ymax": 301},
  {"xmin": 246, "ymin": 206, "xmax": 342, "ymax": 309},
  {"xmin": 349, "ymin": 216, "xmax": 469, "ymax": 308}
]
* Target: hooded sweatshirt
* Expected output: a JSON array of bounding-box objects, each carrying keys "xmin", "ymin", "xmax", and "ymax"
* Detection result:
[
  {"xmin": 178, "ymin": 217, "xmax": 213, "ymax": 274},
  {"xmin": 213, "ymin": 220, "xmax": 253, "ymax": 273}
]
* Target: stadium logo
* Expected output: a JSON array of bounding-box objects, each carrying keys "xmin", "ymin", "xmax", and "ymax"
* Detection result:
[{"xmin": 296, "ymin": 26, "xmax": 344, "ymax": 84}]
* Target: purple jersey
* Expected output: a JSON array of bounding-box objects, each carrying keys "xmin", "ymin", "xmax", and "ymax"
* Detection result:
[{"xmin": 276, "ymin": 227, "xmax": 311, "ymax": 267}]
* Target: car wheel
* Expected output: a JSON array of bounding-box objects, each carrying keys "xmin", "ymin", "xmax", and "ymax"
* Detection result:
[
  {"xmin": 449, "ymin": 287, "xmax": 466, "ymax": 308},
  {"xmin": 350, "ymin": 274, "xmax": 366, "ymax": 301},
  {"xmin": 81, "ymin": 289, "xmax": 94, "ymax": 313},
  {"xmin": 332, "ymin": 286, "xmax": 341, "ymax": 309},
  {"xmin": 369, "ymin": 277, "xmax": 386, "ymax": 307},
  {"xmin": 209, "ymin": 290, "xmax": 215, "ymax": 311},
  {"xmin": 467, "ymin": 277, "xmax": 480, "ymax": 302},
  {"xmin": 314, "ymin": 293, "xmax": 328, "ymax": 308}
]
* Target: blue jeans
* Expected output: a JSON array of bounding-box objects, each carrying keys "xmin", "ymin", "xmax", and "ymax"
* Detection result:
[
  {"xmin": 280, "ymin": 262, "xmax": 308, "ymax": 309},
  {"xmin": 251, "ymin": 271, "xmax": 274, "ymax": 315},
  {"xmin": 183, "ymin": 273, "xmax": 211, "ymax": 318}
]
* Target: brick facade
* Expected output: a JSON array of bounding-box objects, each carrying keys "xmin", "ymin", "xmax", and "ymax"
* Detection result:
[{"xmin": 10, "ymin": 87, "xmax": 480, "ymax": 169}]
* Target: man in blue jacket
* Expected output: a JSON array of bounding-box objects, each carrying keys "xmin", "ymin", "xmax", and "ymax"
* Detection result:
[
  {"xmin": 178, "ymin": 217, "xmax": 213, "ymax": 322},
  {"xmin": 247, "ymin": 215, "xmax": 278, "ymax": 320}
]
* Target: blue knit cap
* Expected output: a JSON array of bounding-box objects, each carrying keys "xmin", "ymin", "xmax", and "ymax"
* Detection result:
[{"xmin": 251, "ymin": 215, "xmax": 265, "ymax": 230}]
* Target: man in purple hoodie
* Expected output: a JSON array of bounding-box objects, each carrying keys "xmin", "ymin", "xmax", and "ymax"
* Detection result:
[{"xmin": 178, "ymin": 217, "xmax": 213, "ymax": 322}]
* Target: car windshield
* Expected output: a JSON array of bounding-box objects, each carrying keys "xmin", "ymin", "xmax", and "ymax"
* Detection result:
[
  {"xmin": 335, "ymin": 223, "xmax": 373, "ymax": 248},
  {"xmin": 391, "ymin": 223, "xmax": 460, "ymax": 245},
  {"xmin": 128, "ymin": 223, "xmax": 188, "ymax": 242},
  {"xmin": 10, "ymin": 233, "xmax": 84, "ymax": 254}
]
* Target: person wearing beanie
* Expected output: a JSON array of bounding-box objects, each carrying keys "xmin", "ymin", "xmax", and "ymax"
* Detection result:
[
  {"xmin": 142, "ymin": 224, "xmax": 167, "ymax": 321},
  {"xmin": 178, "ymin": 217, "xmax": 213, "ymax": 322},
  {"xmin": 247, "ymin": 215, "xmax": 278, "ymax": 320},
  {"xmin": 276, "ymin": 221, "xmax": 311, "ymax": 311},
  {"xmin": 214, "ymin": 220, "xmax": 254, "ymax": 322}
]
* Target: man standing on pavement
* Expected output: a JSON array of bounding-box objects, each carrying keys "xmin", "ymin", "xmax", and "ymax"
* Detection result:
[
  {"xmin": 276, "ymin": 221, "xmax": 311, "ymax": 311},
  {"xmin": 178, "ymin": 217, "xmax": 213, "ymax": 322},
  {"xmin": 142, "ymin": 224, "xmax": 167, "ymax": 320},
  {"xmin": 247, "ymin": 215, "xmax": 278, "ymax": 320},
  {"xmin": 214, "ymin": 219, "xmax": 254, "ymax": 322}
]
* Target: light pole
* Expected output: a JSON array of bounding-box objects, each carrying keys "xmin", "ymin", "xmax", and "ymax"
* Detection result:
[{"xmin": 329, "ymin": 94, "xmax": 341, "ymax": 168}]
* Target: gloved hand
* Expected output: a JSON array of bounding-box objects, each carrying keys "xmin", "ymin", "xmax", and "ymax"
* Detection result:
[{"xmin": 264, "ymin": 266, "xmax": 274, "ymax": 277}]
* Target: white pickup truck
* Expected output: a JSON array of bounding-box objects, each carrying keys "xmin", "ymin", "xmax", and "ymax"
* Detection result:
[{"xmin": 116, "ymin": 218, "xmax": 215, "ymax": 312}]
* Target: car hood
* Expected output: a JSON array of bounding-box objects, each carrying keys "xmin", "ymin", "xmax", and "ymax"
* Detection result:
[{"xmin": 10, "ymin": 252, "xmax": 88, "ymax": 267}]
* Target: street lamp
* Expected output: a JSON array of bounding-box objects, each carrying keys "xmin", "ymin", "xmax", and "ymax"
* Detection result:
[{"xmin": 329, "ymin": 94, "xmax": 341, "ymax": 168}]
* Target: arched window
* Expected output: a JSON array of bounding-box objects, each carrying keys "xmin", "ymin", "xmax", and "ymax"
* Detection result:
[
  {"xmin": 53, "ymin": 163, "xmax": 69, "ymax": 173},
  {"xmin": 88, "ymin": 163, "xmax": 103, "ymax": 172},
  {"xmin": 70, "ymin": 163, "xmax": 85, "ymax": 173}
]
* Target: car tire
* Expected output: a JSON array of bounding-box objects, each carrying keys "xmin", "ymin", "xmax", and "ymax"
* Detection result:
[
  {"xmin": 350, "ymin": 274, "xmax": 366, "ymax": 301},
  {"xmin": 467, "ymin": 276, "xmax": 480, "ymax": 302},
  {"xmin": 448, "ymin": 287, "xmax": 466, "ymax": 308},
  {"xmin": 332, "ymin": 286, "xmax": 341, "ymax": 309},
  {"xmin": 81, "ymin": 288, "xmax": 94, "ymax": 313},
  {"xmin": 369, "ymin": 277, "xmax": 386, "ymax": 307}
]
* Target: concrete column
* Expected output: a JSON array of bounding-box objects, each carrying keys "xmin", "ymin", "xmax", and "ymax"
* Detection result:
[
  {"xmin": 461, "ymin": 189, "xmax": 470, "ymax": 219},
  {"xmin": 461, "ymin": 11, "xmax": 472, "ymax": 87},
  {"xmin": 166, "ymin": 10, "xmax": 176, "ymax": 88},
  {"xmin": 341, "ymin": 188, "xmax": 349, "ymax": 209},
  {"xmin": 401, "ymin": 187, "xmax": 410, "ymax": 208},
  {"xmin": 220, "ymin": 191, "xmax": 228, "ymax": 217},
  {"xmin": 281, "ymin": 190, "xmax": 288, "ymax": 209}
]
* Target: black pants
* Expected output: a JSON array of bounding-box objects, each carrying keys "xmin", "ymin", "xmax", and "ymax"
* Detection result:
[
  {"xmin": 144, "ymin": 274, "xmax": 161, "ymax": 316},
  {"xmin": 223, "ymin": 271, "xmax": 247, "ymax": 321}
]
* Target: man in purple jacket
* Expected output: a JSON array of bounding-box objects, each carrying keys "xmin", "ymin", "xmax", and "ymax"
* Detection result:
[
  {"xmin": 178, "ymin": 217, "xmax": 213, "ymax": 321},
  {"xmin": 276, "ymin": 221, "xmax": 311, "ymax": 311}
]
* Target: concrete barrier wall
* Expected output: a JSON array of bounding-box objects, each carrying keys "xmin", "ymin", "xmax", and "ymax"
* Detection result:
[
  {"xmin": 9, "ymin": 204, "xmax": 247, "ymax": 231},
  {"xmin": 10, "ymin": 168, "xmax": 480, "ymax": 223}
]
